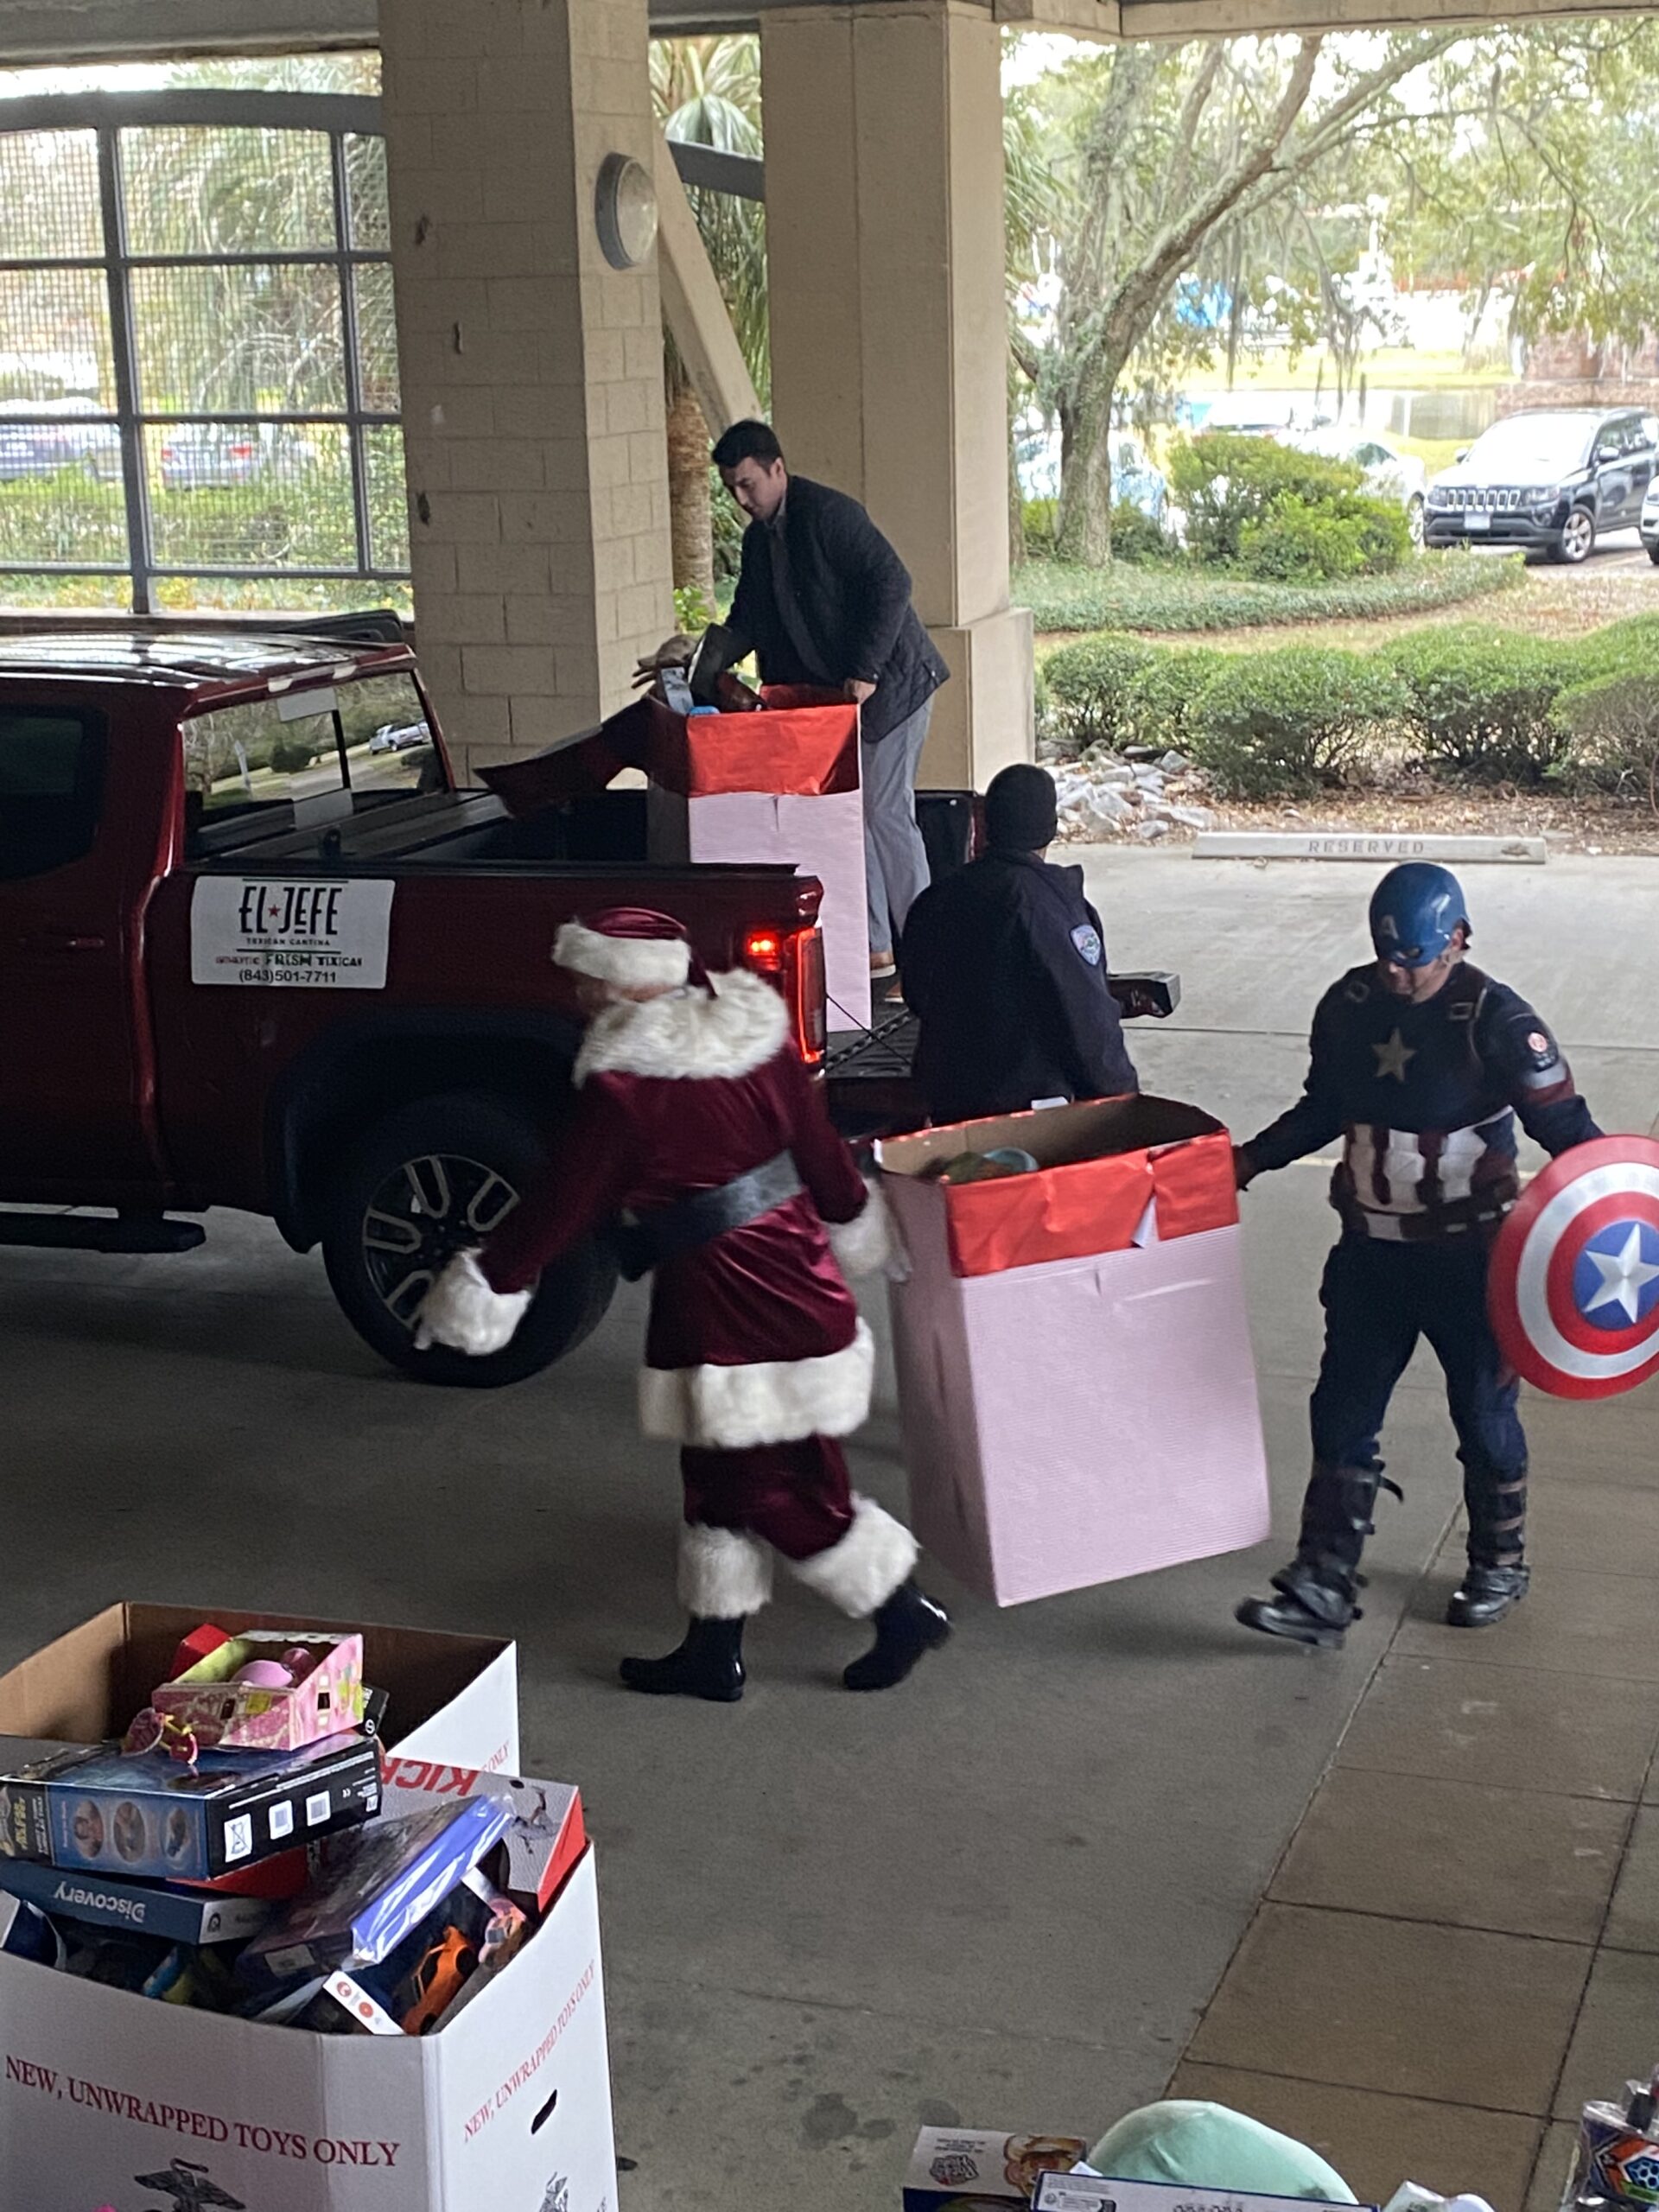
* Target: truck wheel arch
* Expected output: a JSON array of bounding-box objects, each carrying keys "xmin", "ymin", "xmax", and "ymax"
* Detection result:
[{"xmin": 265, "ymin": 1009, "xmax": 584, "ymax": 1254}]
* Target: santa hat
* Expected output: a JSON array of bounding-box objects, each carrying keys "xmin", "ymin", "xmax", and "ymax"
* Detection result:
[{"xmin": 553, "ymin": 906, "xmax": 710, "ymax": 992}]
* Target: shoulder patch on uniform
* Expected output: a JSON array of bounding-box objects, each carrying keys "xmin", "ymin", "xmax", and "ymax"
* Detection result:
[{"xmin": 1071, "ymin": 922, "xmax": 1103, "ymax": 967}]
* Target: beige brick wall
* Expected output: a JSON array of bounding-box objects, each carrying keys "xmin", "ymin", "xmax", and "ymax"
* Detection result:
[{"xmin": 382, "ymin": 0, "xmax": 673, "ymax": 785}]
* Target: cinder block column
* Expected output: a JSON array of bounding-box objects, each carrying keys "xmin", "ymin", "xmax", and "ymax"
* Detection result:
[
  {"xmin": 762, "ymin": 0, "xmax": 1033, "ymax": 790},
  {"xmin": 381, "ymin": 0, "xmax": 674, "ymax": 779}
]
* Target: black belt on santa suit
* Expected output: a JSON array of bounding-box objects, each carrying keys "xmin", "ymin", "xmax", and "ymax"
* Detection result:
[{"xmin": 613, "ymin": 1151, "xmax": 804, "ymax": 1281}]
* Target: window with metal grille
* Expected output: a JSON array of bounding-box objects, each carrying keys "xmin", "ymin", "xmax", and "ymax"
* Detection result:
[{"xmin": 0, "ymin": 90, "xmax": 406, "ymax": 615}]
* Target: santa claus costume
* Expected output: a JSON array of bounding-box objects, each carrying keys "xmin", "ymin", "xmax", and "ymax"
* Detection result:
[{"xmin": 416, "ymin": 906, "xmax": 950, "ymax": 1701}]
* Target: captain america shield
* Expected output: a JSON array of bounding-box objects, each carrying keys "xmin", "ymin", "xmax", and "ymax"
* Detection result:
[{"xmin": 1489, "ymin": 1135, "xmax": 1659, "ymax": 1398}]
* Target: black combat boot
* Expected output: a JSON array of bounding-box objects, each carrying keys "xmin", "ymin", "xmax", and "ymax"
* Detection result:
[
  {"xmin": 1236, "ymin": 1460, "xmax": 1397, "ymax": 1652},
  {"xmin": 1447, "ymin": 1563, "xmax": 1530, "ymax": 1628},
  {"xmin": 843, "ymin": 1580, "xmax": 951, "ymax": 1691},
  {"xmin": 1450, "ymin": 1467, "xmax": 1529, "ymax": 1626},
  {"xmin": 620, "ymin": 1616, "xmax": 747, "ymax": 1702}
]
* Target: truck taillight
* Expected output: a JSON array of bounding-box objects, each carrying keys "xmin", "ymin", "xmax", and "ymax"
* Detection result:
[{"xmin": 744, "ymin": 925, "xmax": 824, "ymax": 1065}]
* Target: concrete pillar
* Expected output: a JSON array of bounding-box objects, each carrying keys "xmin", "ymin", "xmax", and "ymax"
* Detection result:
[
  {"xmin": 381, "ymin": 0, "xmax": 674, "ymax": 780},
  {"xmin": 762, "ymin": 0, "xmax": 1033, "ymax": 791}
]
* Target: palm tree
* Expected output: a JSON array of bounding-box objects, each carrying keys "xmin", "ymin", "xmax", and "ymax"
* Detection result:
[{"xmin": 651, "ymin": 36, "xmax": 768, "ymax": 608}]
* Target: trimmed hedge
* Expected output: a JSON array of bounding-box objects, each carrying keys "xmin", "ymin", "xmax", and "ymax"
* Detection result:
[
  {"xmin": 1189, "ymin": 648, "xmax": 1410, "ymax": 798},
  {"xmin": 1237, "ymin": 491, "xmax": 1412, "ymax": 582},
  {"xmin": 1016, "ymin": 553, "xmax": 1524, "ymax": 636},
  {"xmin": 1168, "ymin": 434, "xmax": 1364, "ymax": 566},
  {"xmin": 1043, "ymin": 610, "xmax": 1659, "ymax": 798}
]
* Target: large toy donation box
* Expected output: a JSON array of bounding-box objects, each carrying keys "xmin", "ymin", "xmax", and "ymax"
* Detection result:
[
  {"xmin": 641, "ymin": 689, "xmax": 871, "ymax": 1029},
  {"xmin": 879, "ymin": 1097, "xmax": 1272, "ymax": 1606},
  {"xmin": 0, "ymin": 1604, "xmax": 615, "ymax": 2212}
]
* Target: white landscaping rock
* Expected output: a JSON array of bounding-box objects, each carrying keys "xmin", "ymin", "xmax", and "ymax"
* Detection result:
[{"xmin": 1134, "ymin": 819, "xmax": 1171, "ymax": 842}]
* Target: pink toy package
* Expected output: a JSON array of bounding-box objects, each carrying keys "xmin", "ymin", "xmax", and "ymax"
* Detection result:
[{"xmin": 145, "ymin": 1630, "xmax": 365, "ymax": 1752}]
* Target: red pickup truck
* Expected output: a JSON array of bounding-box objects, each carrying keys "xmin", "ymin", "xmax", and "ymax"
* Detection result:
[
  {"xmin": 0, "ymin": 626, "xmax": 832, "ymax": 1388},
  {"xmin": 0, "ymin": 622, "xmax": 1177, "ymax": 1388}
]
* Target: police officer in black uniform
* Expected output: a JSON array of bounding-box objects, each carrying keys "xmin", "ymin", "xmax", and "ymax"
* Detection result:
[
  {"xmin": 899, "ymin": 763, "xmax": 1138, "ymax": 1126},
  {"xmin": 1234, "ymin": 862, "xmax": 1602, "ymax": 1649}
]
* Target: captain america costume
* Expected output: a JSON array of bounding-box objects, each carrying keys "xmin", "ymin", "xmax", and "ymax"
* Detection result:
[{"xmin": 1237, "ymin": 944, "xmax": 1601, "ymax": 1643}]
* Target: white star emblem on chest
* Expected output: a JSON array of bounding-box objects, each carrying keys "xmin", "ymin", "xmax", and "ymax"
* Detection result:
[{"xmin": 1373, "ymin": 1028, "xmax": 1416, "ymax": 1083}]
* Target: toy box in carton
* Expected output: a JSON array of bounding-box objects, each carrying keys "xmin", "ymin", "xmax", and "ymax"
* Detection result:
[
  {"xmin": 877, "ymin": 1096, "xmax": 1272, "ymax": 1606},
  {"xmin": 0, "ymin": 1730, "xmax": 380, "ymax": 1882},
  {"xmin": 149, "ymin": 1630, "xmax": 365, "ymax": 1752},
  {"xmin": 904, "ymin": 2128, "xmax": 1091, "ymax": 2208},
  {"xmin": 1033, "ymin": 2180, "xmax": 1371, "ymax": 2212},
  {"xmin": 381, "ymin": 1756, "xmax": 587, "ymax": 1916},
  {"xmin": 0, "ymin": 1856, "xmax": 273, "ymax": 1945}
]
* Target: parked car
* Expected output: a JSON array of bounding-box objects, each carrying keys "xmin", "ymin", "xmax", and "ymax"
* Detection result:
[
  {"xmin": 157, "ymin": 425, "xmax": 264, "ymax": 492},
  {"xmin": 1638, "ymin": 473, "xmax": 1659, "ymax": 565},
  {"xmin": 1014, "ymin": 423, "xmax": 1167, "ymax": 522},
  {"xmin": 1278, "ymin": 426, "xmax": 1428, "ymax": 543},
  {"xmin": 0, "ymin": 399, "xmax": 121, "ymax": 483},
  {"xmin": 1424, "ymin": 408, "xmax": 1658, "ymax": 563},
  {"xmin": 367, "ymin": 718, "xmax": 430, "ymax": 753}
]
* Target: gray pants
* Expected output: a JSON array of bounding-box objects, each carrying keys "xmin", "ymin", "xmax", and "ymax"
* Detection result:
[{"xmin": 862, "ymin": 698, "xmax": 934, "ymax": 957}]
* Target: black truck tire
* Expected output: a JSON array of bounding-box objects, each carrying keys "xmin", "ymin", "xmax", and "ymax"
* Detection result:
[{"xmin": 322, "ymin": 1090, "xmax": 617, "ymax": 1388}]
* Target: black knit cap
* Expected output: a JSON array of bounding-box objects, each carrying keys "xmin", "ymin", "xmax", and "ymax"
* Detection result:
[{"xmin": 984, "ymin": 763, "xmax": 1058, "ymax": 854}]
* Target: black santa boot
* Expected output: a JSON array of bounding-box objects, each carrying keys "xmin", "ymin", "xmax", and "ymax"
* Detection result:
[
  {"xmin": 620, "ymin": 1523, "xmax": 769, "ymax": 1702},
  {"xmin": 1236, "ymin": 1460, "xmax": 1398, "ymax": 1651},
  {"xmin": 620, "ymin": 1616, "xmax": 747, "ymax": 1702},
  {"xmin": 844, "ymin": 1580, "xmax": 951, "ymax": 1692}
]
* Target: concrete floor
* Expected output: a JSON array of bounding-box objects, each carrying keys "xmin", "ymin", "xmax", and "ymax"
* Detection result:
[{"xmin": 1, "ymin": 849, "xmax": 1655, "ymax": 2209}]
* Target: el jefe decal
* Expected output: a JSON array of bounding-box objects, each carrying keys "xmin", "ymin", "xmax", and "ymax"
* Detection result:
[{"xmin": 191, "ymin": 879, "xmax": 395, "ymax": 989}]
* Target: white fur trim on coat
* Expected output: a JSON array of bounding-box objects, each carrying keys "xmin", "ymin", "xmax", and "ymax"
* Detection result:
[
  {"xmin": 554, "ymin": 918, "xmax": 691, "ymax": 991},
  {"xmin": 789, "ymin": 1496, "xmax": 918, "ymax": 1618},
  {"xmin": 576, "ymin": 966, "xmax": 789, "ymax": 1087},
  {"xmin": 639, "ymin": 1319, "xmax": 874, "ymax": 1449},
  {"xmin": 414, "ymin": 1250, "xmax": 532, "ymax": 1357},
  {"xmin": 679, "ymin": 1524, "xmax": 773, "ymax": 1617},
  {"xmin": 826, "ymin": 1184, "xmax": 902, "ymax": 1282}
]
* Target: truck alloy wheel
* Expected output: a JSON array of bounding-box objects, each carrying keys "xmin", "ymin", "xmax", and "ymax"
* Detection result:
[{"xmin": 323, "ymin": 1090, "xmax": 616, "ymax": 1387}]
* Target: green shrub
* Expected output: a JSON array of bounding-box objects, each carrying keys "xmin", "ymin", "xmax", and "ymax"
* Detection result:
[
  {"xmin": 1014, "ymin": 553, "xmax": 1523, "ymax": 636},
  {"xmin": 1022, "ymin": 496, "xmax": 1058, "ymax": 553},
  {"xmin": 1167, "ymin": 434, "xmax": 1364, "ymax": 566},
  {"xmin": 1189, "ymin": 646, "xmax": 1409, "ymax": 798},
  {"xmin": 1556, "ymin": 670, "xmax": 1659, "ymax": 798},
  {"xmin": 1388, "ymin": 626, "xmax": 1578, "ymax": 784},
  {"xmin": 1237, "ymin": 491, "xmax": 1411, "ymax": 582},
  {"xmin": 1108, "ymin": 501, "xmax": 1175, "ymax": 566},
  {"xmin": 268, "ymin": 731, "xmax": 321, "ymax": 774},
  {"xmin": 1043, "ymin": 633, "xmax": 1160, "ymax": 750}
]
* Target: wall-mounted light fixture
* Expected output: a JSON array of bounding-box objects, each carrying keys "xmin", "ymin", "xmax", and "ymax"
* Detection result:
[{"xmin": 594, "ymin": 151, "xmax": 658, "ymax": 270}]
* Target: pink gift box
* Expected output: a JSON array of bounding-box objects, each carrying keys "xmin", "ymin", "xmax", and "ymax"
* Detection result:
[
  {"xmin": 149, "ymin": 1630, "xmax": 365, "ymax": 1751},
  {"xmin": 878, "ymin": 1098, "xmax": 1271, "ymax": 1606}
]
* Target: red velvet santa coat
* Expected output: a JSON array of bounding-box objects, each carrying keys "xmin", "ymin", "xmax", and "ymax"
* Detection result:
[{"xmin": 476, "ymin": 968, "xmax": 889, "ymax": 1449}]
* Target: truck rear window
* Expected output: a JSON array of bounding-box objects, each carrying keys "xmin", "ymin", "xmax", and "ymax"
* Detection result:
[
  {"xmin": 0, "ymin": 706, "xmax": 105, "ymax": 880},
  {"xmin": 183, "ymin": 671, "xmax": 436, "ymax": 835}
]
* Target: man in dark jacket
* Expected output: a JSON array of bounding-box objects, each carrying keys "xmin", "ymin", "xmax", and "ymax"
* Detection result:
[
  {"xmin": 899, "ymin": 764, "xmax": 1138, "ymax": 1126},
  {"xmin": 712, "ymin": 420, "xmax": 950, "ymax": 976}
]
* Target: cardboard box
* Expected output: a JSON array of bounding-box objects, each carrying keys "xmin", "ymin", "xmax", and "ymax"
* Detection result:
[
  {"xmin": 904, "ymin": 2127, "xmax": 1092, "ymax": 2208},
  {"xmin": 879, "ymin": 1097, "xmax": 1272, "ymax": 1606},
  {"xmin": 0, "ymin": 1847, "xmax": 615, "ymax": 2210},
  {"xmin": 0, "ymin": 1603, "xmax": 520, "ymax": 1777},
  {"xmin": 1033, "ymin": 2179, "xmax": 1369, "ymax": 2212},
  {"xmin": 643, "ymin": 690, "xmax": 872, "ymax": 1030},
  {"xmin": 0, "ymin": 1859, "xmax": 273, "ymax": 1946},
  {"xmin": 0, "ymin": 1732, "xmax": 380, "ymax": 1881}
]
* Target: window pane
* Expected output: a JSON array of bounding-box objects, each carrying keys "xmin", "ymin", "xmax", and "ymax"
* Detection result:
[
  {"xmin": 0, "ymin": 572, "xmax": 130, "ymax": 611},
  {"xmin": 122, "ymin": 126, "xmax": 336, "ymax": 254},
  {"xmin": 152, "ymin": 575, "xmax": 410, "ymax": 616},
  {"xmin": 0, "ymin": 443, "xmax": 127, "ymax": 566},
  {"xmin": 130, "ymin": 262, "xmax": 345, "ymax": 414},
  {"xmin": 0, "ymin": 130, "xmax": 102, "ymax": 258},
  {"xmin": 346, "ymin": 133, "xmax": 390, "ymax": 251},
  {"xmin": 364, "ymin": 424, "xmax": 409, "ymax": 572},
  {"xmin": 144, "ymin": 421, "xmax": 356, "ymax": 570},
  {"xmin": 353, "ymin": 264, "xmax": 399, "ymax": 412},
  {"xmin": 184, "ymin": 695, "xmax": 345, "ymax": 816},
  {"xmin": 338, "ymin": 670, "xmax": 435, "ymax": 795},
  {"xmin": 0, "ymin": 266, "xmax": 116, "ymax": 407},
  {"xmin": 0, "ymin": 706, "xmax": 104, "ymax": 880}
]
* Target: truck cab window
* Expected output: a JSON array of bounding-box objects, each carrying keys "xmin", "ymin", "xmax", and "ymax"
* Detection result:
[
  {"xmin": 183, "ymin": 672, "xmax": 434, "ymax": 844},
  {"xmin": 0, "ymin": 708, "xmax": 105, "ymax": 880}
]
